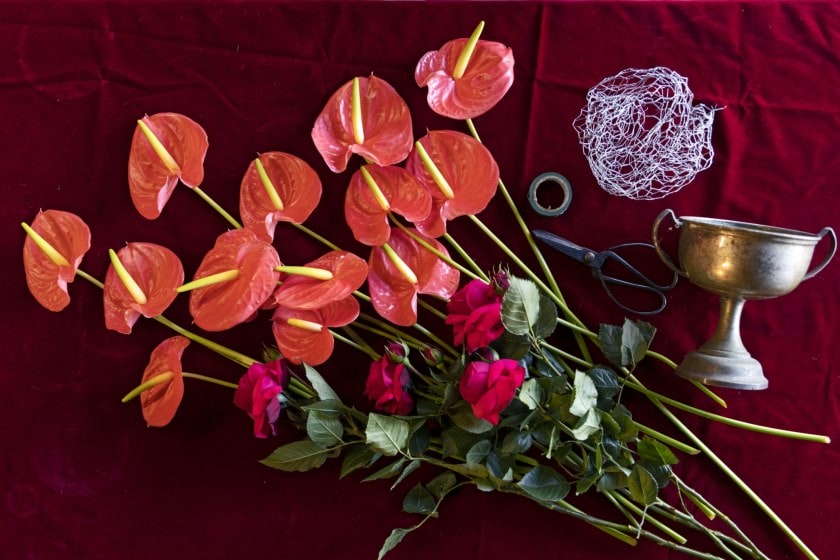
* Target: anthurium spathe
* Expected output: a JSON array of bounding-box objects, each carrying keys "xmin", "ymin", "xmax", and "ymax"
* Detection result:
[
  {"xmin": 127, "ymin": 112, "xmax": 209, "ymax": 219},
  {"xmin": 135, "ymin": 336, "xmax": 189, "ymax": 427},
  {"xmin": 103, "ymin": 243, "xmax": 184, "ymax": 334},
  {"xmin": 272, "ymin": 250, "xmax": 368, "ymax": 310},
  {"xmin": 344, "ymin": 164, "xmax": 432, "ymax": 246},
  {"xmin": 367, "ymin": 227, "xmax": 460, "ymax": 326},
  {"xmin": 404, "ymin": 130, "xmax": 499, "ymax": 238},
  {"xmin": 22, "ymin": 209, "xmax": 91, "ymax": 312},
  {"xmin": 239, "ymin": 151, "xmax": 322, "ymax": 242},
  {"xmin": 311, "ymin": 75, "xmax": 413, "ymax": 173},
  {"xmin": 415, "ymin": 21, "xmax": 515, "ymax": 120},
  {"xmin": 188, "ymin": 229, "xmax": 281, "ymax": 332},
  {"xmin": 272, "ymin": 296, "xmax": 360, "ymax": 366}
]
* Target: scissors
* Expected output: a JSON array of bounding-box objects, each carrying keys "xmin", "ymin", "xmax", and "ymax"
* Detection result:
[{"xmin": 532, "ymin": 229, "xmax": 679, "ymax": 315}]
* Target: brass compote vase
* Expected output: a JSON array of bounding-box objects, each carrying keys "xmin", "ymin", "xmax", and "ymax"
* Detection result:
[{"xmin": 652, "ymin": 209, "xmax": 836, "ymax": 390}]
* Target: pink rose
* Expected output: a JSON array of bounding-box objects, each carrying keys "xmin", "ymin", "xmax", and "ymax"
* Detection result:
[
  {"xmin": 445, "ymin": 278, "xmax": 504, "ymax": 352},
  {"xmin": 459, "ymin": 359, "xmax": 525, "ymax": 425},
  {"xmin": 234, "ymin": 359, "xmax": 291, "ymax": 438},
  {"xmin": 364, "ymin": 343, "xmax": 413, "ymax": 415}
]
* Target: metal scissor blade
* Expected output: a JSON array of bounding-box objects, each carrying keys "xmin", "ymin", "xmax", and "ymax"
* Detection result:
[{"xmin": 532, "ymin": 229, "xmax": 594, "ymax": 265}]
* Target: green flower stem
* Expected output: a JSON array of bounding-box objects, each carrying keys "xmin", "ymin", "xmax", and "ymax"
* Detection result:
[
  {"xmin": 339, "ymin": 325, "xmax": 381, "ymax": 360},
  {"xmin": 291, "ymin": 222, "xmax": 341, "ymax": 251},
  {"xmin": 627, "ymin": 373, "xmax": 821, "ymax": 560},
  {"xmin": 389, "ymin": 213, "xmax": 482, "ymax": 281},
  {"xmin": 604, "ymin": 491, "xmax": 689, "ymax": 546},
  {"xmin": 330, "ymin": 329, "xmax": 380, "ymax": 360},
  {"xmin": 442, "ymin": 232, "xmax": 489, "ymax": 282},
  {"xmin": 353, "ymin": 316, "xmax": 453, "ymax": 360},
  {"xmin": 152, "ymin": 315, "xmax": 256, "ymax": 368},
  {"xmin": 647, "ymin": 350, "xmax": 728, "ymax": 409},
  {"xmin": 418, "ymin": 299, "xmax": 448, "ymax": 322},
  {"xmin": 624, "ymin": 377, "xmax": 830, "ymax": 443},
  {"xmin": 192, "ymin": 186, "xmax": 243, "ymax": 229},
  {"xmin": 634, "ymin": 421, "xmax": 701, "ymax": 456},
  {"xmin": 181, "ymin": 372, "xmax": 239, "ymax": 390},
  {"xmin": 75, "ymin": 268, "xmax": 104, "ymax": 289}
]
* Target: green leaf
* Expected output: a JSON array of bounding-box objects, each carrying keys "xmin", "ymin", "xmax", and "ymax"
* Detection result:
[
  {"xmin": 571, "ymin": 408, "xmax": 602, "ymax": 441},
  {"xmin": 518, "ymin": 378, "xmax": 543, "ymax": 410},
  {"xmin": 362, "ymin": 457, "xmax": 407, "ymax": 482},
  {"xmin": 306, "ymin": 410, "xmax": 344, "ymax": 447},
  {"xmin": 532, "ymin": 291, "xmax": 558, "ymax": 340},
  {"xmin": 449, "ymin": 401, "xmax": 495, "ymax": 434},
  {"xmin": 638, "ymin": 436, "xmax": 679, "ymax": 467},
  {"xmin": 466, "ymin": 440, "xmax": 492, "ymax": 465},
  {"xmin": 391, "ymin": 459, "xmax": 422, "ymax": 490},
  {"xmin": 497, "ymin": 331, "xmax": 531, "ymax": 360},
  {"xmin": 587, "ymin": 366, "xmax": 621, "ymax": 410},
  {"xmin": 426, "ymin": 471, "xmax": 457, "ymax": 500},
  {"xmin": 500, "ymin": 431, "xmax": 533, "ymax": 455},
  {"xmin": 501, "ymin": 277, "xmax": 542, "ymax": 336},
  {"xmin": 596, "ymin": 469, "xmax": 629, "ymax": 492},
  {"xmin": 517, "ymin": 465, "xmax": 570, "ymax": 502},
  {"xmin": 260, "ymin": 440, "xmax": 332, "ymax": 472},
  {"xmin": 598, "ymin": 320, "xmax": 656, "ymax": 370},
  {"xmin": 402, "ymin": 483, "xmax": 437, "ymax": 515},
  {"xmin": 304, "ymin": 363, "xmax": 341, "ymax": 402},
  {"xmin": 377, "ymin": 527, "xmax": 411, "ymax": 560},
  {"xmin": 628, "ymin": 463, "xmax": 659, "ymax": 506},
  {"xmin": 569, "ymin": 371, "xmax": 599, "ymax": 417},
  {"xmin": 611, "ymin": 404, "xmax": 638, "ymax": 442},
  {"xmin": 302, "ymin": 399, "xmax": 347, "ymax": 414},
  {"xmin": 340, "ymin": 444, "xmax": 379, "ymax": 478},
  {"xmin": 366, "ymin": 413, "xmax": 410, "ymax": 456}
]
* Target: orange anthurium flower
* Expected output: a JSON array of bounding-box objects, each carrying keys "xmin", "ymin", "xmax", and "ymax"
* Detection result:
[
  {"xmin": 344, "ymin": 164, "xmax": 432, "ymax": 246},
  {"xmin": 127, "ymin": 112, "xmax": 209, "ymax": 219},
  {"xmin": 367, "ymin": 228, "xmax": 460, "ymax": 326},
  {"xmin": 272, "ymin": 250, "xmax": 368, "ymax": 310},
  {"xmin": 188, "ymin": 229, "xmax": 281, "ymax": 332},
  {"xmin": 22, "ymin": 209, "xmax": 91, "ymax": 312},
  {"xmin": 415, "ymin": 24, "xmax": 515, "ymax": 120},
  {"xmin": 272, "ymin": 296, "xmax": 360, "ymax": 365},
  {"xmin": 239, "ymin": 151, "xmax": 322, "ymax": 242},
  {"xmin": 405, "ymin": 130, "xmax": 499, "ymax": 238},
  {"xmin": 103, "ymin": 243, "xmax": 184, "ymax": 334},
  {"xmin": 138, "ymin": 336, "xmax": 188, "ymax": 428},
  {"xmin": 311, "ymin": 75, "xmax": 413, "ymax": 173}
]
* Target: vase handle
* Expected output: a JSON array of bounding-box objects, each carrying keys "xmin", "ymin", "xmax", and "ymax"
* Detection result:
[
  {"xmin": 652, "ymin": 209, "xmax": 688, "ymax": 278},
  {"xmin": 803, "ymin": 227, "xmax": 837, "ymax": 280}
]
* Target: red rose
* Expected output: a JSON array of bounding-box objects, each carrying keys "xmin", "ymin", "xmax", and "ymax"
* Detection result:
[
  {"xmin": 364, "ymin": 344, "xmax": 413, "ymax": 415},
  {"xmin": 459, "ymin": 359, "xmax": 525, "ymax": 425},
  {"xmin": 445, "ymin": 279, "xmax": 504, "ymax": 352},
  {"xmin": 234, "ymin": 359, "xmax": 291, "ymax": 438}
]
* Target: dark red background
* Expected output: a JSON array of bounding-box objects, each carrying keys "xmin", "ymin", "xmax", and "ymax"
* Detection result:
[{"xmin": 3, "ymin": 2, "xmax": 838, "ymax": 559}]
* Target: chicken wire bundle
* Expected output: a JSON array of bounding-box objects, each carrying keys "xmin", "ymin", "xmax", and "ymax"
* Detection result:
[{"xmin": 573, "ymin": 67, "xmax": 718, "ymax": 200}]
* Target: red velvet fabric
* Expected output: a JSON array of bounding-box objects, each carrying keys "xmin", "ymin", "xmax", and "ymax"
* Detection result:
[{"xmin": 4, "ymin": 2, "xmax": 839, "ymax": 559}]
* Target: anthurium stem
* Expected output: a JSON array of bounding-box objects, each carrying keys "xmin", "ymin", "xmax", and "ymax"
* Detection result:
[
  {"xmin": 442, "ymin": 232, "xmax": 489, "ymax": 281},
  {"xmin": 331, "ymin": 329, "xmax": 379, "ymax": 360},
  {"xmin": 152, "ymin": 315, "xmax": 257, "ymax": 368},
  {"xmin": 628, "ymin": 371, "xmax": 822, "ymax": 560},
  {"xmin": 192, "ymin": 186, "xmax": 243, "ymax": 229},
  {"xmin": 75, "ymin": 268, "xmax": 104, "ymax": 289},
  {"xmin": 182, "ymin": 372, "xmax": 239, "ymax": 389},
  {"xmin": 292, "ymin": 222, "xmax": 341, "ymax": 251}
]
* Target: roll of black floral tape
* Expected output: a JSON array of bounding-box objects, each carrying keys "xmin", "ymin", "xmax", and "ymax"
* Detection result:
[{"xmin": 528, "ymin": 172, "xmax": 573, "ymax": 217}]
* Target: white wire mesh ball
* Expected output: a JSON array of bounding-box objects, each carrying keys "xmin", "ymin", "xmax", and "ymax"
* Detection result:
[{"xmin": 573, "ymin": 67, "xmax": 719, "ymax": 200}]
